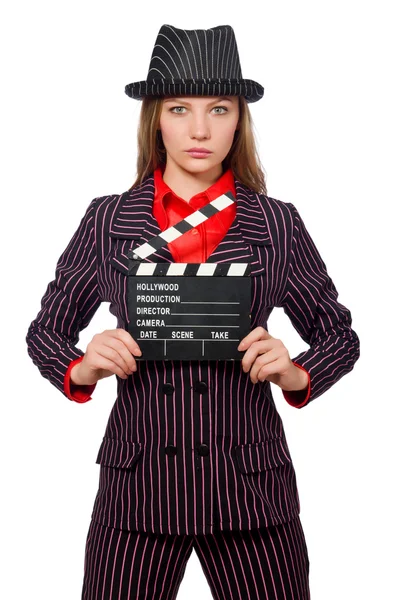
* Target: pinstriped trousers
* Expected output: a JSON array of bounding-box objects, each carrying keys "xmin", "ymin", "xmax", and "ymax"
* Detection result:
[{"xmin": 81, "ymin": 516, "xmax": 310, "ymax": 599}]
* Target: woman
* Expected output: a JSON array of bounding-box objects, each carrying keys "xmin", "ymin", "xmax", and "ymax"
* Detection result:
[{"xmin": 26, "ymin": 24, "xmax": 360, "ymax": 599}]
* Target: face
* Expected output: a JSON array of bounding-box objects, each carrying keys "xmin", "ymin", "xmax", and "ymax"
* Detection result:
[{"xmin": 158, "ymin": 95, "xmax": 240, "ymax": 175}]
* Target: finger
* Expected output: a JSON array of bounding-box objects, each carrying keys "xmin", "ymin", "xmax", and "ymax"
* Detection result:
[
  {"xmin": 238, "ymin": 326, "xmax": 271, "ymax": 350},
  {"xmin": 241, "ymin": 340, "xmax": 272, "ymax": 373},
  {"xmin": 256, "ymin": 356, "xmax": 285, "ymax": 383},
  {"xmin": 97, "ymin": 343, "xmax": 136, "ymax": 377},
  {"xmin": 103, "ymin": 338, "xmax": 139, "ymax": 373},
  {"xmin": 91, "ymin": 350, "xmax": 134, "ymax": 379},
  {"xmin": 250, "ymin": 348, "xmax": 279, "ymax": 383},
  {"xmin": 111, "ymin": 329, "xmax": 142, "ymax": 356}
]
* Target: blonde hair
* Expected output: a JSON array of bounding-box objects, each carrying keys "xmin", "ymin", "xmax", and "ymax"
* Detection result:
[{"xmin": 129, "ymin": 95, "xmax": 267, "ymax": 195}]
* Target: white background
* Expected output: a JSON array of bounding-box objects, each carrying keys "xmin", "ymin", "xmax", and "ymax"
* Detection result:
[{"xmin": 1, "ymin": 1, "xmax": 396, "ymax": 598}]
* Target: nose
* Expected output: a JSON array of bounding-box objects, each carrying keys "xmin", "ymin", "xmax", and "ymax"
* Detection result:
[{"xmin": 189, "ymin": 111, "xmax": 210, "ymax": 140}]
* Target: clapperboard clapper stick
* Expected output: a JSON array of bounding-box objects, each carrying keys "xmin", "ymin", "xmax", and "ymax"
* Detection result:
[{"xmin": 126, "ymin": 190, "xmax": 252, "ymax": 361}]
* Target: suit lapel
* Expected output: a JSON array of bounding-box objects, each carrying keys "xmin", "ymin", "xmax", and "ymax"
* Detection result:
[{"xmin": 108, "ymin": 172, "xmax": 272, "ymax": 276}]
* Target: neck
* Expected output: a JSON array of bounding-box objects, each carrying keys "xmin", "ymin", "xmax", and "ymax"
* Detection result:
[{"xmin": 161, "ymin": 160, "xmax": 223, "ymax": 202}]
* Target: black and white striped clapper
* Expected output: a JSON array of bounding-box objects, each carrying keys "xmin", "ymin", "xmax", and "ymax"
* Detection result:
[{"xmin": 126, "ymin": 190, "xmax": 252, "ymax": 361}]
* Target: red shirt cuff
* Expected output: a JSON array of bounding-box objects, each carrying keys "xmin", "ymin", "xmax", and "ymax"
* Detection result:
[
  {"xmin": 282, "ymin": 362, "xmax": 311, "ymax": 408},
  {"xmin": 64, "ymin": 355, "xmax": 96, "ymax": 403}
]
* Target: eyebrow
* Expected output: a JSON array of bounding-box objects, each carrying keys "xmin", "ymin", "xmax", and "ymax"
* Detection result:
[{"xmin": 163, "ymin": 96, "xmax": 233, "ymax": 105}]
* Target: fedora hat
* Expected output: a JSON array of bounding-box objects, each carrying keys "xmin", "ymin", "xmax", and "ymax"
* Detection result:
[{"xmin": 125, "ymin": 24, "xmax": 264, "ymax": 103}]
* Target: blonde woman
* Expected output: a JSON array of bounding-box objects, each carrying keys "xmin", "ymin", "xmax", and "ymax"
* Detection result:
[{"xmin": 26, "ymin": 24, "xmax": 360, "ymax": 599}]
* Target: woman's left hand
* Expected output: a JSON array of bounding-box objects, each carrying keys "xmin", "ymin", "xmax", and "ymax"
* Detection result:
[{"xmin": 237, "ymin": 326, "xmax": 309, "ymax": 390}]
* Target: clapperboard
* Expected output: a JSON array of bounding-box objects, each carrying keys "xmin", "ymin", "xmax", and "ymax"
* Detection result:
[{"xmin": 127, "ymin": 190, "xmax": 252, "ymax": 360}]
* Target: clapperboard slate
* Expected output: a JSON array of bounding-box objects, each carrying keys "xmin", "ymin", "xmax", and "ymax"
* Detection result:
[{"xmin": 126, "ymin": 189, "xmax": 252, "ymax": 361}]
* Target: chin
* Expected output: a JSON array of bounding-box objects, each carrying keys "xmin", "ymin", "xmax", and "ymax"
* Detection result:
[{"xmin": 182, "ymin": 157, "xmax": 218, "ymax": 172}]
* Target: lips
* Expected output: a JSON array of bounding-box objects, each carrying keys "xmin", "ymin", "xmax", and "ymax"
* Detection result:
[
  {"xmin": 186, "ymin": 148, "xmax": 212, "ymax": 158},
  {"xmin": 187, "ymin": 147, "xmax": 212, "ymax": 153}
]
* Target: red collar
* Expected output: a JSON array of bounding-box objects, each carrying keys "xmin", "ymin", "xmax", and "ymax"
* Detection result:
[
  {"xmin": 152, "ymin": 165, "xmax": 237, "ymax": 263},
  {"xmin": 153, "ymin": 164, "xmax": 236, "ymax": 219}
]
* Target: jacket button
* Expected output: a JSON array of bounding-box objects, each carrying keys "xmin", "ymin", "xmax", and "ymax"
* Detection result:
[
  {"xmin": 162, "ymin": 383, "xmax": 175, "ymax": 395},
  {"xmin": 165, "ymin": 445, "xmax": 177, "ymax": 456},
  {"xmin": 193, "ymin": 381, "xmax": 208, "ymax": 394},
  {"xmin": 197, "ymin": 443, "xmax": 209, "ymax": 456}
]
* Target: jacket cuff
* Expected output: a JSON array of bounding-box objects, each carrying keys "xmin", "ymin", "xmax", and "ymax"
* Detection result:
[
  {"xmin": 282, "ymin": 362, "xmax": 311, "ymax": 408},
  {"xmin": 64, "ymin": 355, "xmax": 96, "ymax": 403}
]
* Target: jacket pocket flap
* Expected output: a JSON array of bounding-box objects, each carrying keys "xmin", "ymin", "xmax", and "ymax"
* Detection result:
[
  {"xmin": 95, "ymin": 437, "xmax": 143, "ymax": 469},
  {"xmin": 234, "ymin": 437, "xmax": 292, "ymax": 474}
]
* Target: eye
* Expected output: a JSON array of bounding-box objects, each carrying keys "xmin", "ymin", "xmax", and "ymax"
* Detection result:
[{"xmin": 169, "ymin": 106, "xmax": 229, "ymax": 114}]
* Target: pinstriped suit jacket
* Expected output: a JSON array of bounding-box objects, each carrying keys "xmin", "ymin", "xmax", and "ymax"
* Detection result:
[{"xmin": 26, "ymin": 172, "xmax": 360, "ymax": 535}]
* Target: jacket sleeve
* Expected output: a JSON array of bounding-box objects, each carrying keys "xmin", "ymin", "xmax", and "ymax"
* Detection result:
[
  {"xmin": 26, "ymin": 197, "xmax": 102, "ymax": 402},
  {"xmin": 279, "ymin": 202, "xmax": 360, "ymax": 408}
]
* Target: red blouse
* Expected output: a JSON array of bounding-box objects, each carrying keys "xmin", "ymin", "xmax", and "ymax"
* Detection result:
[
  {"xmin": 64, "ymin": 166, "xmax": 310, "ymax": 407},
  {"xmin": 152, "ymin": 164, "xmax": 237, "ymax": 262}
]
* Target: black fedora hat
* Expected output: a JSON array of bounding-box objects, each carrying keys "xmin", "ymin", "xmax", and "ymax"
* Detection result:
[{"xmin": 125, "ymin": 24, "xmax": 264, "ymax": 103}]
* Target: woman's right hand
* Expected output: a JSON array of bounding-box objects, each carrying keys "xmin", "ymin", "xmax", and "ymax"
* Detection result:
[{"xmin": 70, "ymin": 329, "xmax": 142, "ymax": 386}]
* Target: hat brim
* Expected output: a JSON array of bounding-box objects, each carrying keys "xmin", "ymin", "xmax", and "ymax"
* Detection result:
[{"xmin": 124, "ymin": 78, "xmax": 264, "ymax": 103}]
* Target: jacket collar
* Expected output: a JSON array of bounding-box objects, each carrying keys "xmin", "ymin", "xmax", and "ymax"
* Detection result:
[
  {"xmin": 108, "ymin": 172, "xmax": 272, "ymax": 276},
  {"xmin": 110, "ymin": 172, "xmax": 271, "ymax": 244}
]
